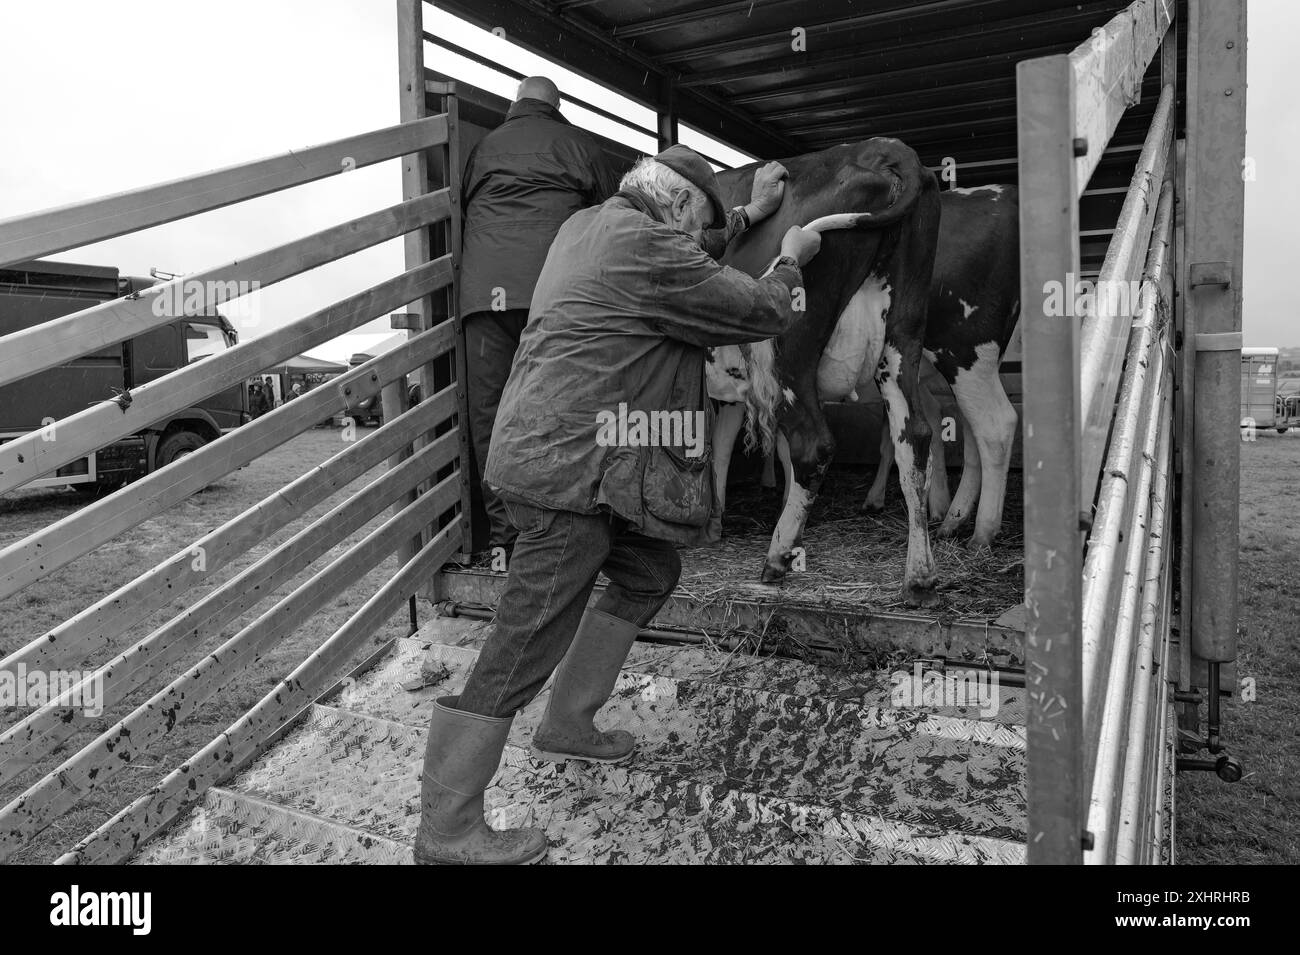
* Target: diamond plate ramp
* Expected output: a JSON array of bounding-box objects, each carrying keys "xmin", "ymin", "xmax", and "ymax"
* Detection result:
[
  {"xmin": 132, "ymin": 787, "xmax": 410, "ymax": 865},
  {"xmin": 336, "ymin": 636, "xmax": 1026, "ymax": 840},
  {"xmin": 218, "ymin": 705, "xmax": 1022, "ymax": 864},
  {"xmin": 135, "ymin": 616, "xmax": 1026, "ymax": 864}
]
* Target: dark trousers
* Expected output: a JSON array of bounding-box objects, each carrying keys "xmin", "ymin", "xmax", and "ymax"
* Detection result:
[
  {"xmin": 464, "ymin": 309, "xmax": 529, "ymax": 552},
  {"xmin": 456, "ymin": 500, "xmax": 682, "ymax": 718}
]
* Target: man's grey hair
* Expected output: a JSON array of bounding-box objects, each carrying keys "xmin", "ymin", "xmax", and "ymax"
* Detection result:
[{"xmin": 619, "ymin": 157, "xmax": 707, "ymax": 220}]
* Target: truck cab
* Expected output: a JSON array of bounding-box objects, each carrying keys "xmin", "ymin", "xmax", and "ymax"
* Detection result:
[{"xmin": 0, "ymin": 260, "xmax": 247, "ymax": 492}]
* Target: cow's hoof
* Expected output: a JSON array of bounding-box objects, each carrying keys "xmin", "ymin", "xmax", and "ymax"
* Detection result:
[
  {"xmin": 928, "ymin": 499, "xmax": 952, "ymax": 522},
  {"xmin": 760, "ymin": 562, "xmax": 788, "ymax": 585},
  {"xmin": 902, "ymin": 584, "xmax": 941, "ymax": 609},
  {"xmin": 936, "ymin": 518, "xmax": 967, "ymax": 540},
  {"xmin": 966, "ymin": 537, "xmax": 995, "ymax": 556},
  {"xmin": 861, "ymin": 500, "xmax": 885, "ymax": 515}
]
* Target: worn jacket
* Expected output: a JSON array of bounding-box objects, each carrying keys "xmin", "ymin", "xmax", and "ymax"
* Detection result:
[
  {"xmin": 484, "ymin": 190, "xmax": 803, "ymax": 546},
  {"xmin": 459, "ymin": 98, "xmax": 620, "ymax": 318}
]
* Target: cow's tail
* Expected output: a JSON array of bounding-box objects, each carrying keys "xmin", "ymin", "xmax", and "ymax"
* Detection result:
[{"xmin": 741, "ymin": 339, "xmax": 781, "ymax": 458}]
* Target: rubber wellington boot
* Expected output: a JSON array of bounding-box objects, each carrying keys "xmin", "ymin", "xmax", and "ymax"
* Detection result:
[
  {"xmin": 414, "ymin": 695, "xmax": 547, "ymax": 865},
  {"xmin": 532, "ymin": 608, "xmax": 640, "ymax": 764}
]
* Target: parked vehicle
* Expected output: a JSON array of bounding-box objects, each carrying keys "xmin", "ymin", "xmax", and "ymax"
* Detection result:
[
  {"xmin": 1276, "ymin": 393, "xmax": 1300, "ymax": 433},
  {"xmin": 0, "ymin": 259, "xmax": 247, "ymax": 492}
]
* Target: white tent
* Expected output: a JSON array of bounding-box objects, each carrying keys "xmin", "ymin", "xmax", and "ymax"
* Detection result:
[
  {"xmin": 301, "ymin": 331, "xmax": 401, "ymax": 366},
  {"xmin": 345, "ymin": 331, "xmax": 406, "ymax": 364}
]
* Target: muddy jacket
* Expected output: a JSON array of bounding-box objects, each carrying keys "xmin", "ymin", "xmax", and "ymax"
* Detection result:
[
  {"xmin": 459, "ymin": 98, "xmax": 620, "ymax": 318},
  {"xmin": 484, "ymin": 190, "xmax": 803, "ymax": 546}
]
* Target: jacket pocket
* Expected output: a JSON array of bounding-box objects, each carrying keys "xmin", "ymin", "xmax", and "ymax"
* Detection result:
[
  {"xmin": 641, "ymin": 352, "xmax": 715, "ymax": 528},
  {"xmin": 642, "ymin": 439, "xmax": 712, "ymax": 528}
]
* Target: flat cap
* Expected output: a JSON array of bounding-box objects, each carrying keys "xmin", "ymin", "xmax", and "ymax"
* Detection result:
[{"xmin": 654, "ymin": 144, "xmax": 726, "ymax": 229}]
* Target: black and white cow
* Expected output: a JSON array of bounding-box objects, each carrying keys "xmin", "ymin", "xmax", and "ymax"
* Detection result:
[
  {"xmin": 706, "ymin": 139, "xmax": 942, "ymax": 608},
  {"xmin": 709, "ymin": 174, "xmax": 1021, "ymax": 605},
  {"xmin": 862, "ymin": 185, "xmax": 1020, "ymax": 550}
]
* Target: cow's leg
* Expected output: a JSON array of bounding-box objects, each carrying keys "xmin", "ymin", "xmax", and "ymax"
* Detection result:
[
  {"xmin": 875, "ymin": 174, "xmax": 942, "ymax": 607},
  {"xmin": 863, "ymin": 395, "xmax": 948, "ymax": 517},
  {"xmin": 711, "ymin": 401, "xmax": 746, "ymax": 517},
  {"xmin": 918, "ymin": 382, "xmax": 951, "ymax": 520},
  {"xmin": 878, "ymin": 342, "xmax": 939, "ymax": 607},
  {"xmin": 761, "ymin": 392, "xmax": 832, "ymax": 584},
  {"xmin": 937, "ymin": 416, "xmax": 983, "ymax": 539},
  {"xmin": 760, "ymin": 452, "xmax": 777, "ymax": 489},
  {"xmin": 950, "ymin": 342, "xmax": 1017, "ymax": 551},
  {"xmin": 863, "ymin": 410, "xmax": 894, "ymax": 513}
]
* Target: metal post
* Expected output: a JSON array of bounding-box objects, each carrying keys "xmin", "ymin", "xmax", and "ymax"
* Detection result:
[
  {"xmin": 657, "ymin": 75, "xmax": 678, "ymax": 152},
  {"xmin": 1167, "ymin": 0, "xmax": 1196, "ymax": 701},
  {"xmin": 1186, "ymin": 0, "xmax": 1247, "ymax": 670},
  {"xmin": 389, "ymin": 0, "xmax": 435, "ymax": 566},
  {"xmin": 1017, "ymin": 52, "xmax": 1085, "ymax": 864},
  {"xmin": 442, "ymin": 88, "xmax": 473, "ymax": 562},
  {"xmin": 1173, "ymin": 137, "xmax": 1200, "ymax": 713}
]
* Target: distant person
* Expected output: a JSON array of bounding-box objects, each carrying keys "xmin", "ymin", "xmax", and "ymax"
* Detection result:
[
  {"xmin": 287, "ymin": 381, "xmax": 305, "ymax": 401},
  {"xmin": 248, "ymin": 383, "xmax": 271, "ymax": 419},
  {"xmin": 459, "ymin": 75, "xmax": 620, "ymax": 557}
]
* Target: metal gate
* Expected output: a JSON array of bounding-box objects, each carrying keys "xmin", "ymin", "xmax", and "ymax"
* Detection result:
[
  {"xmin": 1018, "ymin": 0, "xmax": 1247, "ymax": 863},
  {"xmin": 0, "ymin": 0, "xmax": 468, "ymax": 862}
]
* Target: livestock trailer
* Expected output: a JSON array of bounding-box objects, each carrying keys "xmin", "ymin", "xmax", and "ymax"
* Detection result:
[{"xmin": 0, "ymin": 0, "xmax": 1246, "ymax": 866}]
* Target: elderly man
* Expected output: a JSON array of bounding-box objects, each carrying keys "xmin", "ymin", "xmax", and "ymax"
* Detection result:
[
  {"xmin": 460, "ymin": 75, "xmax": 620, "ymax": 556},
  {"xmin": 414, "ymin": 143, "xmax": 820, "ymax": 865}
]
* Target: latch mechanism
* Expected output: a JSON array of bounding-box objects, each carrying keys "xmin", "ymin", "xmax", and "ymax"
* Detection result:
[{"xmin": 1189, "ymin": 261, "xmax": 1232, "ymax": 288}]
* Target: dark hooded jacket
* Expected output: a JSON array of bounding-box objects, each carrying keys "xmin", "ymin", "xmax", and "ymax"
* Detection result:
[
  {"xmin": 459, "ymin": 98, "xmax": 620, "ymax": 318},
  {"xmin": 483, "ymin": 190, "xmax": 803, "ymax": 546}
]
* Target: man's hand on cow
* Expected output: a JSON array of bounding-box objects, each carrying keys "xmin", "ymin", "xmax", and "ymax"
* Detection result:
[
  {"xmin": 780, "ymin": 226, "xmax": 821, "ymax": 267},
  {"xmin": 745, "ymin": 162, "xmax": 788, "ymax": 222}
]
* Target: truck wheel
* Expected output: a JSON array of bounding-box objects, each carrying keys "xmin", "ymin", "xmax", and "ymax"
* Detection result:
[{"xmin": 156, "ymin": 430, "xmax": 207, "ymax": 467}]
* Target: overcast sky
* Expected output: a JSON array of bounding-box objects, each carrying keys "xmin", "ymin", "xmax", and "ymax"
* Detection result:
[{"xmin": 1, "ymin": 0, "xmax": 1294, "ymax": 354}]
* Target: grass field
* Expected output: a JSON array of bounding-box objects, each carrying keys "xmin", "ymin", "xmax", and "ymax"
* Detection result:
[
  {"xmin": 1175, "ymin": 431, "xmax": 1300, "ymax": 864},
  {"xmin": 0, "ymin": 426, "xmax": 1295, "ymax": 864}
]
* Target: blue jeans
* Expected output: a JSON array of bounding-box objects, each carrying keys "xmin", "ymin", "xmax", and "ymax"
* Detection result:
[{"xmin": 455, "ymin": 500, "xmax": 681, "ymax": 718}]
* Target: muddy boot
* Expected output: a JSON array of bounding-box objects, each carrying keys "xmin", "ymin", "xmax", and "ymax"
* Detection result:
[
  {"xmin": 414, "ymin": 695, "xmax": 547, "ymax": 865},
  {"xmin": 532, "ymin": 608, "xmax": 640, "ymax": 764}
]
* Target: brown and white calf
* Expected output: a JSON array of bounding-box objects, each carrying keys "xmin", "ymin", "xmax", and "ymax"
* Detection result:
[{"xmin": 706, "ymin": 139, "xmax": 942, "ymax": 607}]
